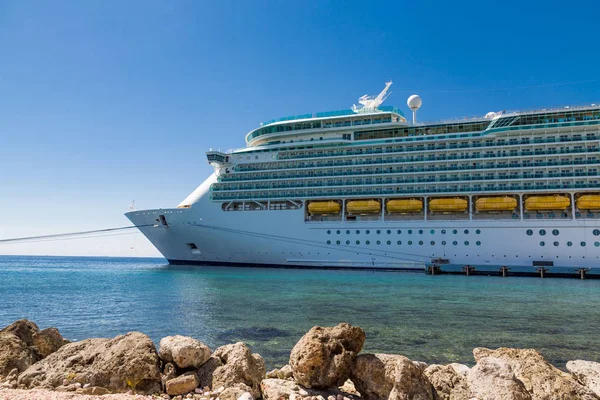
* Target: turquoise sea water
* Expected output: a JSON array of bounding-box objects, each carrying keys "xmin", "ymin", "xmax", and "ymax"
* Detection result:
[{"xmin": 1, "ymin": 255, "xmax": 599, "ymax": 369}]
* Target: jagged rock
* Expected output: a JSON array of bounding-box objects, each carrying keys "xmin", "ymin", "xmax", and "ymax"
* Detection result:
[
  {"xmin": 338, "ymin": 379, "xmax": 359, "ymax": 396},
  {"xmin": 32, "ymin": 328, "xmax": 66, "ymax": 358},
  {"xmin": 423, "ymin": 364, "xmax": 470, "ymax": 400},
  {"xmin": 267, "ymin": 365, "xmax": 294, "ymax": 380},
  {"xmin": 467, "ymin": 357, "xmax": 531, "ymax": 400},
  {"xmin": 0, "ymin": 332, "xmax": 39, "ymax": 376},
  {"xmin": 261, "ymin": 378, "xmax": 296, "ymax": 400},
  {"xmin": 198, "ymin": 342, "xmax": 265, "ymax": 399},
  {"xmin": 159, "ymin": 335, "xmax": 212, "ymax": 370},
  {"xmin": 567, "ymin": 360, "xmax": 600, "ymax": 397},
  {"xmin": 220, "ymin": 383, "xmax": 253, "ymax": 400},
  {"xmin": 412, "ymin": 361, "xmax": 429, "ymax": 372},
  {"xmin": 290, "ymin": 323, "xmax": 365, "ymax": 389},
  {"xmin": 351, "ymin": 353, "xmax": 433, "ymax": 400},
  {"xmin": 17, "ymin": 332, "xmax": 161, "ymax": 394},
  {"xmin": 474, "ymin": 347, "xmax": 599, "ymax": 400},
  {"xmin": 162, "ymin": 363, "xmax": 177, "ymax": 392},
  {"xmin": 448, "ymin": 364, "xmax": 470, "ymax": 379},
  {"xmin": 166, "ymin": 371, "xmax": 200, "ymax": 396},
  {"xmin": 1, "ymin": 320, "xmax": 39, "ymax": 346}
]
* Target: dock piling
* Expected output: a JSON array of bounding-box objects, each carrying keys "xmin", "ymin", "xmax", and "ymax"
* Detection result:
[
  {"xmin": 536, "ymin": 267, "xmax": 548, "ymax": 278},
  {"xmin": 500, "ymin": 266, "xmax": 509, "ymax": 277},
  {"xmin": 577, "ymin": 268, "xmax": 587, "ymax": 280}
]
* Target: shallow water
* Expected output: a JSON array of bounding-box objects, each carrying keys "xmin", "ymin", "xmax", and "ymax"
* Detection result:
[{"xmin": 1, "ymin": 255, "xmax": 599, "ymax": 368}]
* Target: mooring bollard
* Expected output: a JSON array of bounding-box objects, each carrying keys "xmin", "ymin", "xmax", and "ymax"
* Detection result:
[{"xmin": 500, "ymin": 266, "xmax": 509, "ymax": 277}]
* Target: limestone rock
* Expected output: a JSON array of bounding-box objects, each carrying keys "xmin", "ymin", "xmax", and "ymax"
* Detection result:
[
  {"xmin": 467, "ymin": 357, "xmax": 531, "ymax": 400},
  {"xmin": 423, "ymin": 364, "xmax": 470, "ymax": 400},
  {"xmin": 159, "ymin": 335, "xmax": 212, "ymax": 370},
  {"xmin": 199, "ymin": 342, "xmax": 265, "ymax": 399},
  {"xmin": 351, "ymin": 353, "xmax": 433, "ymax": 400},
  {"xmin": 290, "ymin": 323, "xmax": 365, "ymax": 389},
  {"xmin": 17, "ymin": 332, "xmax": 161, "ymax": 394},
  {"xmin": 166, "ymin": 371, "xmax": 200, "ymax": 396},
  {"xmin": 78, "ymin": 386, "xmax": 111, "ymax": 395},
  {"xmin": 32, "ymin": 328, "xmax": 66, "ymax": 358},
  {"xmin": 567, "ymin": 360, "xmax": 600, "ymax": 397},
  {"xmin": 448, "ymin": 364, "xmax": 470, "ymax": 379},
  {"xmin": 237, "ymin": 391, "xmax": 254, "ymax": 400},
  {"xmin": 260, "ymin": 378, "xmax": 297, "ymax": 400},
  {"xmin": 220, "ymin": 383, "xmax": 254, "ymax": 400},
  {"xmin": 473, "ymin": 347, "xmax": 599, "ymax": 400},
  {"xmin": 1, "ymin": 320, "xmax": 39, "ymax": 346}
]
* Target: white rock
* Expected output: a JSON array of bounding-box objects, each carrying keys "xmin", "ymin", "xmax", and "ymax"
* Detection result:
[
  {"xmin": 299, "ymin": 388, "xmax": 309, "ymax": 396},
  {"xmin": 195, "ymin": 388, "xmax": 204, "ymax": 394},
  {"xmin": 567, "ymin": 360, "xmax": 600, "ymax": 397},
  {"xmin": 237, "ymin": 392, "xmax": 253, "ymax": 400},
  {"xmin": 159, "ymin": 335, "xmax": 212, "ymax": 369}
]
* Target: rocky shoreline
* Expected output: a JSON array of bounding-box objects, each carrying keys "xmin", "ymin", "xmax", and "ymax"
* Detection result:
[{"xmin": 1, "ymin": 320, "xmax": 599, "ymax": 400}]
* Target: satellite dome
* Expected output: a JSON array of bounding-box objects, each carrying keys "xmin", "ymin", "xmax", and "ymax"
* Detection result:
[{"xmin": 407, "ymin": 95, "xmax": 422, "ymax": 111}]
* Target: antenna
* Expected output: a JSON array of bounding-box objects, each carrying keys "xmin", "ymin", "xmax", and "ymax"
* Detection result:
[
  {"xmin": 128, "ymin": 200, "xmax": 136, "ymax": 212},
  {"xmin": 407, "ymin": 94, "xmax": 422, "ymax": 124}
]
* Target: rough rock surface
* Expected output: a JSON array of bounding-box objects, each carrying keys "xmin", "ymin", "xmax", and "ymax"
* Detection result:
[
  {"xmin": 351, "ymin": 353, "xmax": 433, "ymax": 400},
  {"xmin": 290, "ymin": 323, "xmax": 365, "ymax": 389},
  {"xmin": 474, "ymin": 347, "xmax": 599, "ymax": 400},
  {"xmin": 447, "ymin": 364, "xmax": 469, "ymax": 379},
  {"xmin": 17, "ymin": 332, "xmax": 161, "ymax": 394},
  {"xmin": 467, "ymin": 357, "xmax": 531, "ymax": 400},
  {"xmin": 423, "ymin": 364, "xmax": 470, "ymax": 400},
  {"xmin": 220, "ymin": 383, "xmax": 254, "ymax": 400},
  {"xmin": 0, "ymin": 320, "xmax": 42, "ymax": 376},
  {"xmin": 158, "ymin": 335, "xmax": 212, "ymax": 370},
  {"xmin": 260, "ymin": 378, "xmax": 297, "ymax": 400},
  {"xmin": 165, "ymin": 371, "xmax": 200, "ymax": 395},
  {"xmin": 567, "ymin": 360, "xmax": 600, "ymax": 397},
  {"xmin": 32, "ymin": 328, "xmax": 66, "ymax": 358},
  {"xmin": 198, "ymin": 342, "xmax": 265, "ymax": 399}
]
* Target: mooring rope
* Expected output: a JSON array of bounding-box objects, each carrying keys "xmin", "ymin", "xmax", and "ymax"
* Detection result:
[{"xmin": 0, "ymin": 225, "xmax": 153, "ymax": 245}]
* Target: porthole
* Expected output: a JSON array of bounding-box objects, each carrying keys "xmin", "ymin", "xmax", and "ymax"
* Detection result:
[
  {"xmin": 387, "ymin": 230, "xmax": 391, "ymax": 234},
  {"xmin": 377, "ymin": 230, "xmax": 381, "ymax": 234},
  {"xmin": 336, "ymin": 240, "xmax": 341, "ymax": 245},
  {"xmin": 441, "ymin": 241, "xmax": 446, "ymax": 245},
  {"xmin": 552, "ymin": 229, "xmax": 559, "ymax": 236},
  {"xmin": 464, "ymin": 241, "xmax": 469, "ymax": 246},
  {"xmin": 476, "ymin": 241, "xmax": 481, "ymax": 246},
  {"xmin": 408, "ymin": 229, "xmax": 413, "ymax": 234},
  {"xmin": 581, "ymin": 241, "xmax": 586, "ymax": 247},
  {"xmin": 327, "ymin": 240, "xmax": 331, "ymax": 244},
  {"xmin": 554, "ymin": 241, "xmax": 559, "ymax": 247},
  {"xmin": 366, "ymin": 240, "xmax": 370, "ymax": 245},
  {"xmin": 419, "ymin": 229, "xmax": 423, "ymax": 234},
  {"xmin": 327, "ymin": 230, "xmax": 331, "ymax": 234},
  {"xmin": 595, "ymin": 242, "xmax": 600, "ymax": 247},
  {"xmin": 346, "ymin": 240, "xmax": 350, "ymax": 245},
  {"xmin": 408, "ymin": 241, "xmax": 413, "ymax": 245},
  {"xmin": 356, "ymin": 230, "xmax": 360, "ymax": 234},
  {"xmin": 346, "ymin": 230, "xmax": 350, "ymax": 234},
  {"xmin": 366, "ymin": 230, "xmax": 370, "ymax": 234},
  {"xmin": 453, "ymin": 241, "xmax": 458, "ymax": 245},
  {"xmin": 430, "ymin": 230, "xmax": 435, "ymax": 234},
  {"xmin": 567, "ymin": 241, "xmax": 573, "ymax": 247},
  {"xmin": 539, "ymin": 229, "xmax": 546, "ymax": 236},
  {"xmin": 476, "ymin": 229, "xmax": 481, "ymax": 234},
  {"xmin": 526, "ymin": 229, "xmax": 533, "ymax": 236},
  {"xmin": 397, "ymin": 241, "xmax": 402, "ymax": 245},
  {"xmin": 540, "ymin": 241, "xmax": 545, "ymax": 246},
  {"xmin": 464, "ymin": 229, "xmax": 469, "ymax": 234},
  {"xmin": 453, "ymin": 229, "xmax": 458, "ymax": 234},
  {"xmin": 387, "ymin": 240, "xmax": 391, "ymax": 245},
  {"xmin": 441, "ymin": 229, "xmax": 446, "ymax": 234},
  {"xmin": 377, "ymin": 240, "xmax": 381, "ymax": 245},
  {"xmin": 336, "ymin": 230, "xmax": 341, "ymax": 234},
  {"xmin": 397, "ymin": 230, "xmax": 402, "ymax": 234},
  {"xmin": 430, "ymin": 241, "xmax": 435, "ymax": 245},
  {"xmin": 419, "ymin": 240, "xmax": 423, "ymax": 245},
  {"xmin": 594, "ymin": 229, "xmax": 600, "ymax": 236},
  {"xmin": 356, "ymin": 241, "xmax": 360, "ymax": 245}
]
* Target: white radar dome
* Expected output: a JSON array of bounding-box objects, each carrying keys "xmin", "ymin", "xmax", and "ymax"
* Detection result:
[{"xmin": 407, "ymin": 94, "xmax": 422, "ymax": 111}]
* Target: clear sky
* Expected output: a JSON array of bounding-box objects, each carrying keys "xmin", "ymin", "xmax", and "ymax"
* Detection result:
[{"xmin": 1, "ymin": 0, "xmax": 599, "ymax": 257}]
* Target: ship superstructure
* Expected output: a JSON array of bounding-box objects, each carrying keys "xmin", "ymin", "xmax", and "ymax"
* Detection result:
[{"xmin": 127, "ymin": 83, "xmax": 600, "ymax": 273}]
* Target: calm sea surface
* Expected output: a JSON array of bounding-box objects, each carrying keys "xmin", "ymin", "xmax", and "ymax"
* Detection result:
[{"xmin": 1, "ymin": 255, "xmax": 599, "ymax": 368}]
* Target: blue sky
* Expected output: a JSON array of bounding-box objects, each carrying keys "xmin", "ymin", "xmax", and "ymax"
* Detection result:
[{"xmin": 1, "ymin": 0, "xmax": 599, "ymax": 257}]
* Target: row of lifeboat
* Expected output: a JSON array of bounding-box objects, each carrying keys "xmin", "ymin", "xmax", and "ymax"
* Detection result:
[{"xmin": 307, "ymin": 195, "xmax": 600, "ymax": 215}]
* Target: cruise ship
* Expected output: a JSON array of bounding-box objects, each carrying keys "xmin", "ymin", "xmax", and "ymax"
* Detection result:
[{"xmin": 126, "ymin": 82, "xmax": 600, "ymax": 275}]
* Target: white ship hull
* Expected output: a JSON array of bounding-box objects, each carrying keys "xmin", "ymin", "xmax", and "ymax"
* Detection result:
[{"xmin": 126, "ymin": 175, "xmax": 600, "ymax": 275}]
